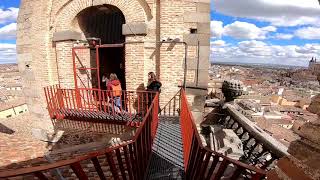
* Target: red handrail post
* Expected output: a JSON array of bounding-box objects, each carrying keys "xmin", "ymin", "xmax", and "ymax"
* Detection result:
[{"xmin": 57, "ymin": 88, "xmax": 64, "ymax": 109}]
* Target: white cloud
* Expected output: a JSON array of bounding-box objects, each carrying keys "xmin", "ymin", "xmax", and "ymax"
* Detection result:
[
  {"xmin": 295, "ymin": 43, "xmax": 320, "ymax": 54},
  {"xmin": 0, "ymin": 23, "xmax": 16, "ymax": 40},
  {"xmin": 211, "ymin": 40, "xmax": 320, "ymax": 66},
  {"xmin": 261, "ymin": 26, "xmax": 277, "ymax": 32},
  {"xmin": 0, "ymin": 43, "xmax": 16, "ymax": 64},
  {"xmin": 223, "ymin": 21, "xmax": 276, "ymax": 39},
  {"xmin": 0, "ymin": 8, "xmax": 19, "ymax": 24},
  {"xmin": 295, "ymin": 26, "xmax": 320, "ymax": 39},
  {"xmin": 238, "ymin": 40, "xmax": 273, "ymax": 56},
  {"xmin": 274, "ymin": 33, "xmax": 294, "ymax": 40},
  {"xmin": 214, "ymin": 0, "xmax": 320, "ymax": 27},
  {"xmin": 211, "ymin": 21, "xmax": 224, "ymax": 38},
  {"xmin": 211, "ymin": 40, "xmax": 226, "ymax": 46}
]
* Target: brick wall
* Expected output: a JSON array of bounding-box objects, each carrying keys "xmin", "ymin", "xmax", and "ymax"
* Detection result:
[{"xmin": 17, "ymin": 0, "xmax": 210, "ymax": 117}]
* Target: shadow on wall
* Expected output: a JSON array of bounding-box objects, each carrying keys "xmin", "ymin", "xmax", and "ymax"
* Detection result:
[
  {"xmin": 0, "ymin": 123, "xmax": 15, "ymax": 135},
  {"xmin": 134, "ymin": 83, "xmax": 147, "ymax": 115}
]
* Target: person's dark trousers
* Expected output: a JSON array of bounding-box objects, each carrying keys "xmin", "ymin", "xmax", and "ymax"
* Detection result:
[{"xmin": 147, "ymin": 93, "xmax": 160, "ymax": 114}]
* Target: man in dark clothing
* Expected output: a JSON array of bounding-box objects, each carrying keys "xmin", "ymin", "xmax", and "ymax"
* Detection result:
[
  {"xmin": 147, "ymin": 80, "xmax": 162, "ymax": 92},
  {"xmin": 146, "ymin": 72, "xmax": 162, "ymax": 110}
]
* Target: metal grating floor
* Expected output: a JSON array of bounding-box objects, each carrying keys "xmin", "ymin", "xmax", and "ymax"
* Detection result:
[
  {"xmin": 56, "ymin": 108, "xmax": 144, "ymax": 122},
  {"xmin": 145, "ymin": 116, "xmax": 185, "ymax": 180}
]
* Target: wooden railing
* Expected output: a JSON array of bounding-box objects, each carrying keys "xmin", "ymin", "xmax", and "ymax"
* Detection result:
[
  {"xmin": 180, "ymin": 89, "xmax": 266, "ymax": 179},
  {"xmin": 44, "ymin": 85, "xmax": 156, "ymax": 122},
  {"xmin": 0, "ymin": 94, "xmax": 159, "ymax": 179}
]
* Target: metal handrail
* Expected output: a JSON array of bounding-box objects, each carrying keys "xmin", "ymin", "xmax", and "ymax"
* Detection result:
[
  {"xmin": 0, "ymin": 93, "xmax": 160, "ymax": 179},
  {"xmin": 180, "ymin": 89, "xmax": 266, "ymax": 179},
  {"xmin": 44, "ymin": 86, "xmax": 157, "ymax": 121},
  {"xmin": 1, "ymin": 88, "xmax": 267, "ymax": 179},
  {"xmin": 160, "ymin": 90, "xmax": 181, "ymax": 116}
]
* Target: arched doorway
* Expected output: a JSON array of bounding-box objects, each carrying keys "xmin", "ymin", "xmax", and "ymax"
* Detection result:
[{"xmin": 77, "ymin": 5, "xmax": 126, "ymax": 90}]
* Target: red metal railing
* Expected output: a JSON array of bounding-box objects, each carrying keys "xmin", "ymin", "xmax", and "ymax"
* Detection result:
[
  {"xmin": 160, "ymin": 90, "xmax": 181, "ymax": 116},
  {"xmin": 0, "ymin": 93, "xmax": 159, "ymax": 179},
  {"xmin": 180, "ymin": 89, "xmax": 266, "ymax": 180},
  {"xmin": 44, "ymin": 85, "xmax": 156, "ymax": 122},
  {"xmin": 1, "ymin": 88, "xmax": 268, "ymax": 179}
]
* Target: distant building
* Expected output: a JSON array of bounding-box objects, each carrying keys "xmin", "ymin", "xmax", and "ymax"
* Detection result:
[
  {"xmin": 271, "ymin": 94, "xmax": 310, "ymax": 110},
  {"xmin": 309, "ymin": 57, "xmax": 320, "ymax": 74},
  {"xmin": 0, "ymin": 98, "xmax": 28, "ymax": 118}
]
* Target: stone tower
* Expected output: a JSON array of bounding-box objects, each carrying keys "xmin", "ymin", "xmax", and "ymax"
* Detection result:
[{"xmin": 17, "ymin": 0, "xmax": 210, "ymax": 119}]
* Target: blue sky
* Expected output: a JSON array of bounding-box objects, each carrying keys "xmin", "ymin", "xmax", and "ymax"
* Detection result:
[
  {"xmin": 211, "ymin": 0, "xmax": 320, "ymax": 67},
  {"xmin": 0, "ymin": 0, "xmax": 20, "ymax": 64},
  {"xmin": 0, "ymin": 0, "xmax": 319, "ymax": 66}
]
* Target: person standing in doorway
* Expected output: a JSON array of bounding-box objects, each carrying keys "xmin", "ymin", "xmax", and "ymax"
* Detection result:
[
  {"xmin": 107, "ymin": 73, "xmax": 122, "ymax": 112},
  {"xmin": 102, "ymin": 73, "xmax": 109, "ymax": 90},
  {"xmin": 146, "ymin": 72, "xmax": 162, "ymax": 108}
]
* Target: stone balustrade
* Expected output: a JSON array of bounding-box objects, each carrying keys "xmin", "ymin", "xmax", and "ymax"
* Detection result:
[{"xmin": 215, "ymin": 104, "xmax": 288, "ymax": 170}]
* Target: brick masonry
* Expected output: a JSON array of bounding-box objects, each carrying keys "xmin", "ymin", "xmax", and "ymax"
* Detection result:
[{"xmin": 17, "ymin": 0, "xmax": 210, "ymax": 119}]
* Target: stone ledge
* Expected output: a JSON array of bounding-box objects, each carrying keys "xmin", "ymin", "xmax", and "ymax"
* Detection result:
[
  {"xmin": 197, "ymin": 23, "xmax": 210, "ymax": 34},
  {"xmin": 183, "ymin": 34, "xmax": 210, "ymax": 46},
  {"xmin": 122, "ymin": 23, "xmax": 147, "ymax": 35},
  {"xmin": 196, "ymin": 3, "xmax": 210, "ymax": 13},
  {"xmin": 184, "ymin": 12, "xmax": 210, "ymax": 23},
  {"xmin": 52, "ymin": 31, "xmax": 82, "ymax": 42}
]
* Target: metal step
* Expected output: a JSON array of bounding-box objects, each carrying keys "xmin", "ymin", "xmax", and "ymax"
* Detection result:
[{"xmin": 56, "ymin": 108, "xmax": 143, "ymax": 126}]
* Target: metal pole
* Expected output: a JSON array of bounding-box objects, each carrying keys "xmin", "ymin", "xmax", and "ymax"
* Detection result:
[
  {"xmin": 156, "ymin": 0, "xmax": 161, "ymax": 80},
  {"xmin": 183, "ymin": 42, "xmax": 188, "ymax": 90},
  {"xmin": 196, "ymin": 40, "xmax": 200, "ymax": 87},
  {"xmin": 96, "ymin": 46, "xmax": 101, "ymax": 90}
]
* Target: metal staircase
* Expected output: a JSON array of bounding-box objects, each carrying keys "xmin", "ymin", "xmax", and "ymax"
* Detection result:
[
  {"xmin": 0, "ymin": 88, "xmax": 267, "ymax": 180},
  {"xmin": 145, "ymin": 116, "xmax": 184, "ymax": 179}
]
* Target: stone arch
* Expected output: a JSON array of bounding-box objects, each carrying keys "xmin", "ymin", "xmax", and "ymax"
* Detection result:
[{"xmin": 54, "ymin": 0, "xmax": 150, "ymax": 31}]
